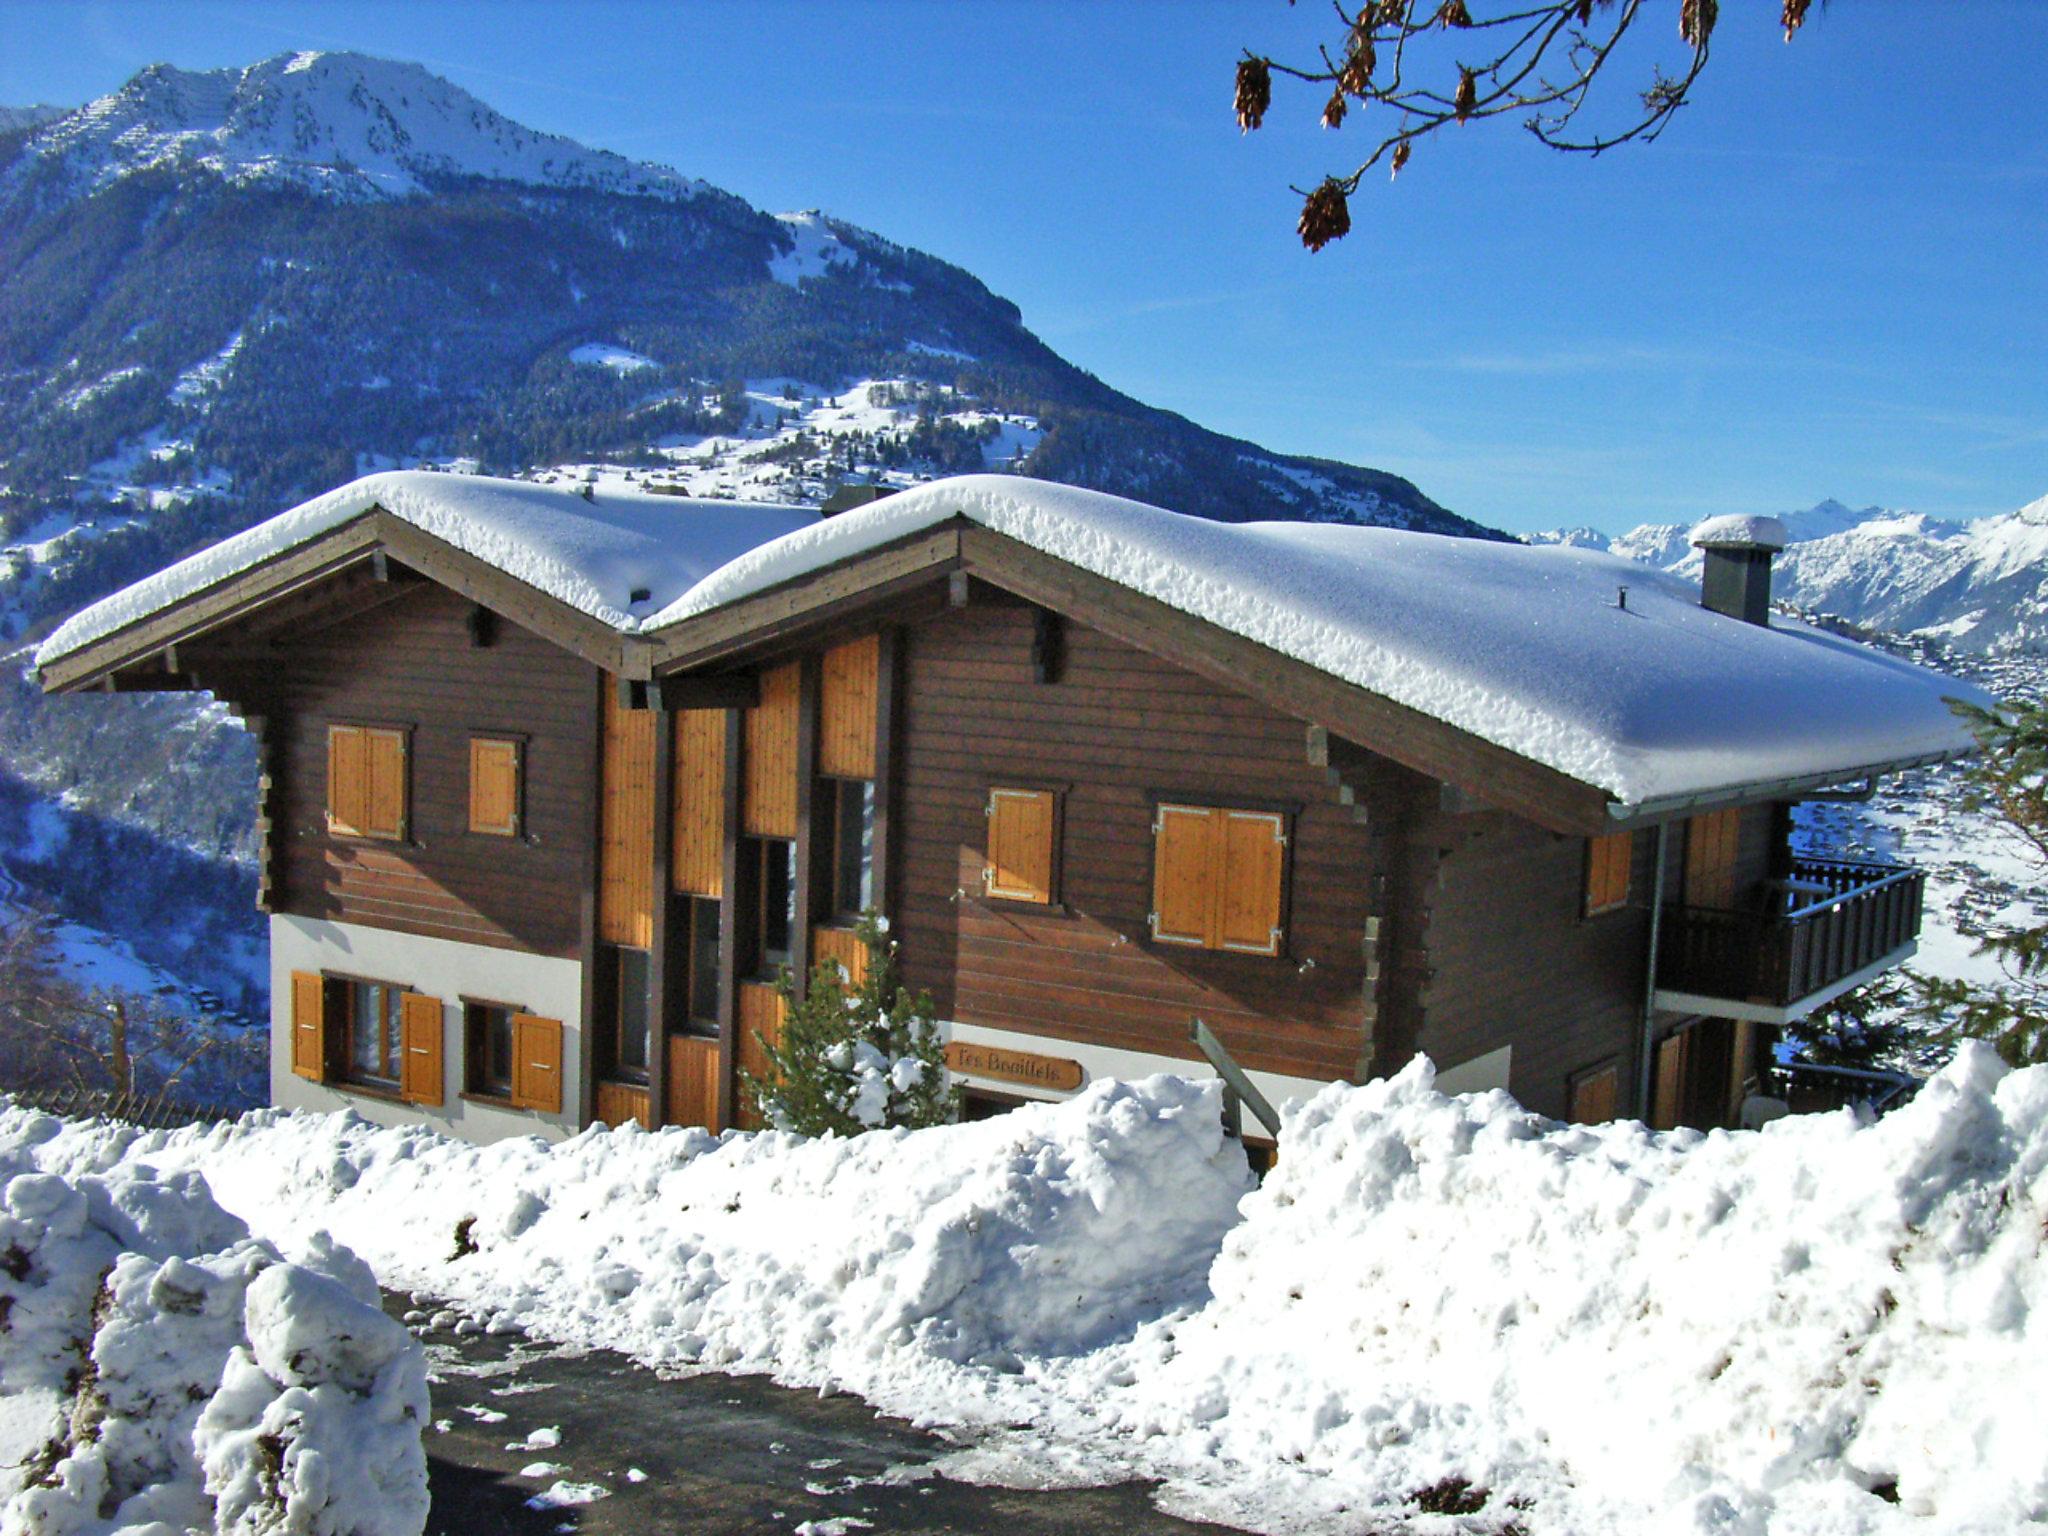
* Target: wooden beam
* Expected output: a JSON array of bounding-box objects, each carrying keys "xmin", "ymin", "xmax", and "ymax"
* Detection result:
[
  {"xmin": 654, "ymin": 672, "xmax": 759, "ymax": 712},
  {"xmin": 715, "ymin": 706, "xmax": 744, "ymax": 1131},
  {"xmin": 645, "ymin": 703, "xmax": 676, "ymax": 1131},
  {"xmin": 954, "ymin": 526, "xmax": 1615, "ymax": 837}
]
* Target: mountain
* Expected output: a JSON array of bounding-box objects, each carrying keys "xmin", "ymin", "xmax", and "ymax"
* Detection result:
[
  {"xmin": 0, "ymin": 106, "xmax": 67, "ymax": 135},
  {"xmin": 1533, "ymin": 494, "xmax": 2048, "ymax": 653},
  {"xmin": 0, "ymin": 50, "xmax": 1492, "ymax": 652}
]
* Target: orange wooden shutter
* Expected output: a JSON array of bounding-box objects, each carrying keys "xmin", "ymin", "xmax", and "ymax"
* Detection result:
[
  {"xmin": 1685, "ymin": 809, "xmax": 1740, "ymax": 908},
  {"xmin": 818, "ymin": 635, "xmax": 879, "ymax": 779},
  {"xmin": 468, "ymin": 738, "xmax": 520, "ymax": 836},
  {"xmin": 363, "ymin": 728, "xmax": 408, "ymax": 839},
  {"xmin": 743, "ymin": 662, "xmax": 800, "ymax": 837},
  {"xmin": 1585, "ymin": 831, "xmax": 1632, "ymax": 916},
  {"xmin": 289, "ymin": 971, "xmax": 327, "ymax": 1080},
  {"xmin": 1569, "ymin": 1064, "xmax": 1619, "ymax": 1123},
  {"xmin": 1151, "ymin": 804, "xmax": 1218, "ymax": 947},
  {"xmin": 1216, "ymin": 810, "xmax": 1286, "ymax": 955},
  {"xmin": 984, "ymin": 788, "xmax": 1055, "ymax": 904},
  {"xmin": 326, "ymin": 725, "xmax": 367, "ymax": 834},
  {"xmin": 510, "ymin": 1014, "xmax": 564, "ymax": 1114},
  {"xmin": 399, "ymin": 992, "xmax": 444, "ymax": 1105},
  {"xmin": 1651, "ymin": 1031, "xmax": 1690, "ymax": 1130},
  {"xmin": 672, "ymin": 709, "xmax": 726, "ymax": 896}
]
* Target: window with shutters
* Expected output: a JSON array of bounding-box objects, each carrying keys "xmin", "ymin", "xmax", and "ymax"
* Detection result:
[
  {"xmin": 330, "ymin": 977, "xmax": 404, "ymax": 1090},
  {"xmin": 1583, "ymin": 831, "xmax": 1633, "ymax": 916},
  {"xmin": 468, "ymin": 736, "xmax": 522, "ymax": 837},
  {"xmin": 1685, "ymin": 808, "xmax": 1742, "ymax": 909},
  {"xmin": 463, "ymin": 1000, "xmax": 519, "ymax": 1099},
  {"xmin": 1148, "ymin": 802, "xmax": 1289, "ymax": 957},
  {"xmin": 326, "ymin": 723, "xmax": 408, "ymax": 840},
  {"xmin": 983, "ymin": 787, "xmax": 1058, "ymax": 906}
]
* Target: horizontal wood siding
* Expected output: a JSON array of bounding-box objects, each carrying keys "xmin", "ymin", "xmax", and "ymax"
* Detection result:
[
  {"xmin": 210, "ymin": 585, "xmax": 595, "ymax": 956},
  {"xmin": 896, "ymin": 605, "xmax": 1387, "ymax": 1084},
  {"xmin": 599, "ymin": 680, "xmax": 656, "ymax": 948},
  {"xmin": 743, "ymin": 662, "xmax": 800, "ymax": 838},
  {"xmin": 819, "ymin": 635, "xmax": 880, "ymax": 779},
  {"xmin": 672, "ymin": 709, "xmax": 725, "ymax": 897}
]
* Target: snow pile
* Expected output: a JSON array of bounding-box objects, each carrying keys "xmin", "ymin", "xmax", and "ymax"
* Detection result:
[
  {"xmin": 1080, "ymin": 1047, "xmax": 2048, "ymax": 1534},
  {"xmin": 1693, "ymin": 513, "xmax": 1790, "ymax": 550},
  {"xmin": 0, "ymin": 1118, "xmax": 428, "ymax": 1535},
  {"xmin": 17, "ymin": 1076, "xmax": 1249, "ymax": 1410}
]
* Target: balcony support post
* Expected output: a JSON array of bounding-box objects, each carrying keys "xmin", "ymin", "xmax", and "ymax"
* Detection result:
[{"xmin": 1636, "ymin": 820, "xmax": 1671, "ymax": 1120}]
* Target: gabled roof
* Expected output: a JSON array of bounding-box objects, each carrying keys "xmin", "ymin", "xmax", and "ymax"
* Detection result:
[{"xmin": 37, "ymin": 471, "xmax": 1990, "ymax": 824}]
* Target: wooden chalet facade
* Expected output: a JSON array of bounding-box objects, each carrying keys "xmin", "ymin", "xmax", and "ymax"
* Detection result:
[{"xmin": 35, "ymin": 476, "xmax": 1982, "ymax": 1145}]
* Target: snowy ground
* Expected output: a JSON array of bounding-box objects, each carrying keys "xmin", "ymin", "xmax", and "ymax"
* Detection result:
[{"xmin": 7, "ymin": 1051, "xmax": 2045, "ymax": 1535}]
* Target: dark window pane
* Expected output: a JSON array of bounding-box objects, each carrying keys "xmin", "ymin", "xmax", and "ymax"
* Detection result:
[
  {"xmin": 468, "ymin": 1003, "xmax": 515, "ymax": 1096},
  {"xmin": 616, "ymin": 947, "xmax": 651, "ymax": 1076},
  {"xmin": 762, "ymin": 841, "xmax": 795, "ymax": 966},
  {"xmin": 689, "ymin": 897, "xmax": 720, "ymax": 1026},
  {"xmin": 346, "ymin": 981, "xmax": 401, "ymax": 1087},
  {"xmin": 835, "ymin": 780, "xmax": 875, "ymax": 918}
]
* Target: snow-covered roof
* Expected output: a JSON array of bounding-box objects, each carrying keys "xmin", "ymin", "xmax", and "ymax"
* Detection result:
[
  {"xmin": 40, "ymin": 471, "xmax": 1989, "ymax": 808},
  {"xmin": 1691, "ymin": 514, "xmax": 1790, "ymax": 551},
  {"xmin": 650, "ymin": 476, "xmax": 1990, "ymax": 805},
  {"xmin": 35, "ymin": 471, "xmax": 816, "ymax": 660}
]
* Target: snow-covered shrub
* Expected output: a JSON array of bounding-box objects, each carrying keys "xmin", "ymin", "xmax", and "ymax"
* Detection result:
[
  {"xmin": 744, "ymin": 911, "xmax": 957, "ymax": 1135},
  {"xmin": 0, "ymin": 1144, "xmax": 428, "ymax": 1536}
]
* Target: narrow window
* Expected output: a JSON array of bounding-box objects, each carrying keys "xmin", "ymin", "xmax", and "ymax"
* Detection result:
[
  {"xmin": 686, "ymin": 895, "xmax": 721, "ymax": 1029},
  {"xmin": 828, "ymin": 779, "xmax": 876, "ymax": 920},
  {"xmin": 1584, "ymin": 831, "xmax": 1633, "ymax": 917},
  {"xmin": 468, "ymin": 737, "xmax": 522, "ymax": 837},
  {"xmin": 596, "ymin": 945, "xmax": 652, "ymax": 1083},
  {"xmin": 1149, "ymin": 803, "xmax": 1288, "ymax": 956},
  {"xmin": 984, "ymin": 787, "xmax": 1056, "ymax": 905},
  {"xmin": 464, "ymin": 1001, "xmax": 518, "ymax": 1098}
]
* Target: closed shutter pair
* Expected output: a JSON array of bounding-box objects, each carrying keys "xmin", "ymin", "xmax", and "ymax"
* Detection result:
[
  {"xmin": 1151, "ymin": 804, "xmax": 1287, "ymax": 956},
  {"xmin": 326, "ymin": 726, "xmax": 407, "ymax": 839},
  {"xmin": 288, "ymin": 972, "xmax": 562, "ymax": 1113}
]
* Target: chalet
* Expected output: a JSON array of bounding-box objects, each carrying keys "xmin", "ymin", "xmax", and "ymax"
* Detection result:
[{"xmin": 34, "ymin": 473, "xmax": 1988, "ymax": 1145}]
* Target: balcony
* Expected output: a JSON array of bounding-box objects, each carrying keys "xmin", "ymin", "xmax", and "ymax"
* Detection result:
[{"xmin": 1654, "ymin": 856, "xmax": 1925, "ymax": 1024}]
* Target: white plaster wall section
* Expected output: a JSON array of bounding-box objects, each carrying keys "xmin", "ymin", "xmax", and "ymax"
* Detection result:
[{"xmin": 269, "ymin": 914, "xmax": 583, "ymax": 1144}]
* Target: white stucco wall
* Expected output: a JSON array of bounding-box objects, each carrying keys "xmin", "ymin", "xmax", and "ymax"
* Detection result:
[{"xmin": 269, "ymin": 914, "xmax": 584, "ymax": 1144}]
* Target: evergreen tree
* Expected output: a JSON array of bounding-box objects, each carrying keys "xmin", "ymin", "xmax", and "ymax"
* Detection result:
[{"xmin": 743, "ymin": 910, "xmax": 959, "ymax": 1136}]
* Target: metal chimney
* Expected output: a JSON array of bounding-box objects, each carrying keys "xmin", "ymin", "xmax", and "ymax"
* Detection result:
[{"xmin": 1689, "ymin": 514, "xmax": 1788, "ymax": 627}]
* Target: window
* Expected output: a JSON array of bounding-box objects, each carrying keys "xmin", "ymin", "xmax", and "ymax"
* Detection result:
[
  {"xmin": 468, "ymin": 737, "xmax": 522, "ymax": 837},
  {"xmin": 1685, "ymin": 808, "xmax": 1742, "ymax": 909},
  {"xmin": 983, "ymin": 787, "xmax": 1057, "ymax": 905},
  {"xmin": 821, "ymin": 779, "xmax": 876, "ymax": 920},
  {"xmin": 1584, "ymin": 831, "xmax": 1633, "ymax": 916},
  {"xmin": 465, "ymin": 1001, "xmax": 518, "ymax": 1098},
  {"xmin": 338, "ymin": 978, "xmax": 403, "ymax": 1089},
  {"xmin": 1149, "ymin": 802, "xmax": 1288, "ymax": 956},
  {"xmin": 686, "ymin": 895, "xmax": 721, "ymax": 1030},
  {"xmin": 740, "ymin": 838, "xmax": 797, "ymax": 979},
  {"xmin": 326, "ymin": 724, "xmax": 408, "ymax": 839},
  {"xmin": 596, "ymin": 945, "xmax": 652, "ymax": 1083}
]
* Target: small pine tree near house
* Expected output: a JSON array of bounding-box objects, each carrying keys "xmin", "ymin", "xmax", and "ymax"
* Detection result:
[{"xmin": 743, "ymin": 911, "xmax": 959, "ymax": 1136}]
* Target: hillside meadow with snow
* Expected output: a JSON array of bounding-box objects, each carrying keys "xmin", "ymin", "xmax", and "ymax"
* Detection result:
[{"xmin": 1, "ymin": 1050, "xmax": 2043, "ymax": 1534}]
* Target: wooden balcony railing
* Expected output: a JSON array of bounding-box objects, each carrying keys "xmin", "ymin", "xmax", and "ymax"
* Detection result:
[{"xmin": 1657, "ymin": 856, "xmax": 1925, "ymax": 1016}]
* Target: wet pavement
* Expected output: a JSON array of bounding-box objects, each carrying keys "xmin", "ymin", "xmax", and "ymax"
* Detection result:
[{"xmin": 394, "ymin": 1297, "xmax": 1247, "ymax": 1536}]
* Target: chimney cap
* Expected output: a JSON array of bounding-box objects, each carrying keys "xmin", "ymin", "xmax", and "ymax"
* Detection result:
[{"xmin": 1690, "ymin": 514, "xmax": 1788, "ymax": 553}]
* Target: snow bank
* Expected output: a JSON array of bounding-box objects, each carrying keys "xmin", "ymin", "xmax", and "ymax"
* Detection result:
[
  {"xmin": 0, "ymin": 1115, "xmax": 428, "ymax": 1535},
  {"xmin": 1694, "ymin": 513, "xmax": 1791, "ymax": 550},
  {"xmin": 1078, "ymin": 1047, "xmax": 2048, "ymax": 1534}
]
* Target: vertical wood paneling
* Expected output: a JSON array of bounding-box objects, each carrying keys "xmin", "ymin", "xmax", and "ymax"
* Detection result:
[
  {"xmin": 742, "ymin": 663, "xmax": 800, "ymax": 837},
  {"xmin": 810, "ymin": 925, "xmax": 869, "ymax": 986},
  {"xmin": 1685, "ymin": 808, "xmax": 1741, "ymax": 909},
  {"xmin": 985, "ymin": 788, "xmax": 1055, "ymax": 903},
  {"xmin": 667, "ymin": 1035, "xmax": 722, "ymax": 1130},
  {"xmin": 594, "ymin": 1080, "xmax": 651, "ymax": 1128},
  {"xmin": 511, "ymin": 1013, "xmax": 564, "ymax": 1113},
  {"xmin": 599, "ymin": 680, "xmax": 656, "ymax": 947},
  {"xmin": 399, "ymin": 992, "xmax": 444, "ymax": 1105},
  {"xmin": 290, "ymin": 971, "xmax": 326, "ymax": 1080},
  {"xmin": 1217, "ymin": 810, "xmax": 1285, "ymax": 955},
  {"xmin": 672, "ymin": 710, "xmax": 726, "ymax": 896},
  {"xmin": 818, "ymin": 635, "xmax": 880, "ymax": 779},
  {"xmin": 735, "ymin": 981, "xmax": 787, "ymax": 1129}
]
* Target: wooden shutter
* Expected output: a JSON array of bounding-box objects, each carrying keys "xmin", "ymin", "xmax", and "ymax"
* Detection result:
[
  {"xmin": 1584, "ymin": 831, "xmax": 1632, "ymax": 916},
  {"xmin": 399, "ymin": 992, "xmax": 444, "ymax": 1105},
  {"xmin": 1216, "ymin": 810, "xmax": 1286, "ymax": 955},
  {"xmin": 289, "ymin": 971, "xmax": 327, "ymax": 1081},
  {"xmin": 1685, "ymin": 809, "xmax": 1741, "ymax": 909},
  {"xmin": 1651, "ymin": 1030, "xmax": 1690, "ymax": 1131},
  {"xmin": 326, "ymin": 725, "xmax": 367, "ymax": 835},
  {"xmin": 468, "ymin": 738, "xmax": 520, "ymax": 836},
  {"xmin": 672, "ymin": 709, "xmax": 726, "ymax": 897},
  {"xmin": 818, "ymin": 635, "xmax": 879, "ymax": 779},
  {"xmin": 984, "ymin": 788, "xmax": 1055, "ymax": 904},
  {"xmin": 1151, "ymin": 804, "xmax": 1217, "ymax": 947},
  {"xmin": 1569, "ymin": 1064, "xmax": 1619, "ymax": 1123},
  {"xmin": 742, "ymin": 662, "xmax": 800, "ymax": 838},
  {"xmin": 362, "ymin": 728, "xmax": 408, "ymax": 839},
  {"xmin": 510, "ymin": 1014, "xmax": 564, "ymax": 1114}
]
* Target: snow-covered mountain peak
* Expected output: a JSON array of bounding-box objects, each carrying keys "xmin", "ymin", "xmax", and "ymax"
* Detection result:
[{"xmin": 7, "ymin": 51, "xmax": 709, "ymax": 204}]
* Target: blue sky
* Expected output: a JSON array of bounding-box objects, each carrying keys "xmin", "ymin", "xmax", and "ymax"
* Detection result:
[{"xmin": 4, "ymin": 1, "xmax": 2044, "ymax": 534}]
